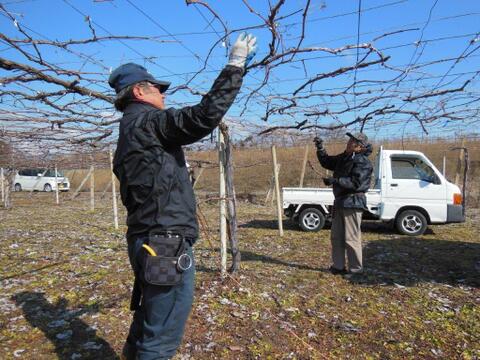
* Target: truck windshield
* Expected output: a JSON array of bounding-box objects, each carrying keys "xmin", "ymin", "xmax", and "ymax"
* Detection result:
[{"xmin": 391, "ymin": 157, "xmax": 440, "ymax": 184}]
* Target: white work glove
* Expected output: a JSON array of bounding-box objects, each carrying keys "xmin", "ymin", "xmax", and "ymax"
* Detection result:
[{"xmin": 227, "ymin": 32, "xmax": 258, "ymax": 69}]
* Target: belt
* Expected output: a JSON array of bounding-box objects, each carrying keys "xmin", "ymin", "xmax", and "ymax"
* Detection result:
[{"xmin": 128, "ymin": 231, "xmax": 195, "ymax": 246}]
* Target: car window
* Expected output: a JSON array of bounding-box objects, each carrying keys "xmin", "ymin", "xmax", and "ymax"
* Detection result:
[
  {"xmin": 391, "ymin": 159, "xmax": 418, "ymax": 179},
  {"xmin": 391, "ymin": 156, "xmax": 440, "ymax": 184}
]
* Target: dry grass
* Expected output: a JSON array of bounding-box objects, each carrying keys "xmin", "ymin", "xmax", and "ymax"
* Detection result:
[{"xmin": 65, "ymin": 137, "xmax": 480, "ymax": 208}]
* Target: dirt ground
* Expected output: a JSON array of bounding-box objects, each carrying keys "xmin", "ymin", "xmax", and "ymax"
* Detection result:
[{"xmin": 0, "ymin": 193, "xmax": 479, "ymax": 359}]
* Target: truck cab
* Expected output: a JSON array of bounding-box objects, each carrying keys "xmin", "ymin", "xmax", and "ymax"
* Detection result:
[{"xmin": 282, "ymin": 148, "xmax": 464, "ymax": 236}]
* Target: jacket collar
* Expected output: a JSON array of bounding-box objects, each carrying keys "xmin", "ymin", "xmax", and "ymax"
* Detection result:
[{"xmin": 123, "ymin": 101, "xmax": 158, "ymax": 116}]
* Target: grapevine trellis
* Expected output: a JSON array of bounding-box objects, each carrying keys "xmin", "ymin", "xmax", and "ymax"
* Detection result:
[
  {"xmin": 1, "ymin": 0, "xmax": 479, "ymax": 270},
  {"xmin": 0, "ymin": 0, "xmax": 478, "ymax": 156}
]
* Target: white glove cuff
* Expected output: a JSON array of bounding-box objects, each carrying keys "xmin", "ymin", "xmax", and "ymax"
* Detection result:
[{"xmin": 227, "ymin": 54, "xmax": 246, "ymax": 69}]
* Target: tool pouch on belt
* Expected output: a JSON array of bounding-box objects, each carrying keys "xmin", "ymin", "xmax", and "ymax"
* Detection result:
[{"xmin": 143, "ymin": 233, "xmax": 192, "ymax": 286}]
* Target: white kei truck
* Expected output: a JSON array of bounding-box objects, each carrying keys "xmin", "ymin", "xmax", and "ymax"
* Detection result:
[{"xmin": 283, "ymin": 148, "xmax": 465, "ymax": 236}]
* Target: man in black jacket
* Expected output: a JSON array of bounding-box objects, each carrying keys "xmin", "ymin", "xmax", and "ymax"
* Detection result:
[
  {"xmin": 110, "ymin": 33, "xmax": 257, "ymax": 360},
  {"xmin": 315, "ymin": 132, "xmax": 373, "ymax": 275}
]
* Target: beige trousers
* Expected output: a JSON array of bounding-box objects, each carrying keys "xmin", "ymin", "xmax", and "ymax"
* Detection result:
[{"xmin": 331, "ymin": 207, "xmax": 363, "ymax": 273}]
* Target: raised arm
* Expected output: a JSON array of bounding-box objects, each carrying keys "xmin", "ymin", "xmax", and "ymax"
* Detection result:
[
  {"xmin": 152, "ymin": 33, "xmax": 257, "ymax": 146},
  {"xmin": 314, "ymin": 137, "xmax": 338, "ymax": 171},
  {"xmin": 152, "ymin": 65, "xmax": 244, "ymax": 146}
]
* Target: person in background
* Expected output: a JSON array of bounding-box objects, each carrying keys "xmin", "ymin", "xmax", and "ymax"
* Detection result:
[
  {"xmin": 314, "ymin": 132, "xmax": 373, "ymax": 275},
  {"xmin": 109, "ymin": 33, "xmax": 257, "ymax": 360}
]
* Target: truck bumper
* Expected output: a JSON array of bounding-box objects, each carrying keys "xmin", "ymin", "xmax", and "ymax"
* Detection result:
[{"xmin": 446, "ymin": 204, "xmax": 465, "ymax": 223}]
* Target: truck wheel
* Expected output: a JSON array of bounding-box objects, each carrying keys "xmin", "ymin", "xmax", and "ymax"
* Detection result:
[
  {"xmin": 396, "ymin": 210, "xmax": 427, "ymax": 236},
  {"xmin": 299, "ymin": 208, "xmax": 325, "ymax": 232},
  {"xmin": 14, "ymin": 183, "xmax": 22, "ymax": 192},
  {"xmin": 43, "ymin": 184, "xmax": 52, "ymax": 192}
]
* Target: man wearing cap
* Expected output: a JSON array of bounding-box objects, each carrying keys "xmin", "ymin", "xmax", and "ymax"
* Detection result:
[
  {"xmin": 110, "ymin": 33, "xmax": 257, "ymax": 360},
  {"xmin": 314, "ymin": 132, "xmax": 373, "ymax": 275}
]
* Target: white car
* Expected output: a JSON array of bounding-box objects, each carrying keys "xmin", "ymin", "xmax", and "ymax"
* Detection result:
[
  {"xmin": 14, "ymin": 169, "xmax": 70, "ymax": 192},
  {"xmin": 283, "ymin": 148, "xmax": 465, "ymax": 236}
]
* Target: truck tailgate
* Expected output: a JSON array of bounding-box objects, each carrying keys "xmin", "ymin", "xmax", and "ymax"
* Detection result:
[{"xmin": 283, "ymin": 187, "xmax": 335, "ymax": 208}]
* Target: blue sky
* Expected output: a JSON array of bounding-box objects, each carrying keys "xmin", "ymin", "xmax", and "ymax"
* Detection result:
[{"xmin": 1, "ymin": 0, "xmax": 479, "ymax": 142}]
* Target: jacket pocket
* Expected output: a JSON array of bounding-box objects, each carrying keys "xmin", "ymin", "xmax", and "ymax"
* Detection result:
[{"xmin": 125, "ymin": 156, "xmax": 156, "ymax": 206}]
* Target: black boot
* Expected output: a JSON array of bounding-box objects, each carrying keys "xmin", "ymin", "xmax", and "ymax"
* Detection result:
[
  {"xmin": 121, "ymin": 340, "xmax": 137, "ymax": 360},
  {"xmin": 329, "ymin": 266, "xmax": 348, "ymax": 275}
]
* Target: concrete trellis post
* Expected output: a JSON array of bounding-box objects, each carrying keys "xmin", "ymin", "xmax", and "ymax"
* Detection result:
[
  {"xmin": 218, "ymin": 128, "xmax": 227, "ymax": 275},
  {"xmin": 271, "ymin": 145, "xmax": 284, "ymax": 236},
  {"xmin": 109, "ymin": 149, "xmax": 119, "ymax": 230}
]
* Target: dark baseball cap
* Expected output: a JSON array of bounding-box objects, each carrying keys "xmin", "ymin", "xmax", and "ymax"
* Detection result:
[
  {"xmin": 108, "ymin": 63, "xmax": 171, "ymax": 94},
  {"xmin": 346, "ymin": 132, "xmax": 368, "ymax": 145}
]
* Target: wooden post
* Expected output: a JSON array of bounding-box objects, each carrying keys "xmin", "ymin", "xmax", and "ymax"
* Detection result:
[
  {"xmin": 29, "ymin": 170, "xmax": 47, "ymax": 194},
  {"xmin": 192, "ymin": 167, "xmax": 205, "ymax": 190},
  {"xmin": 71, "ymin": 167, "xmax": 94, "ymax": 199},
  {"xmin": 442, "ymin": 152, "xmax": 446, "ymax": 177},
  {"xmin": 4, "ymin": 169, "xmax": 12, "ymax": 209},
  {"xmin": 89, "ymin": 164, "xmax": 95, "ymax": 211},
  {"xmin": 270, "ymin": 164, "xmax": 281, "ymax": 206},
  {"xmin": 0, "ymin": 167, "xmax": 4, "ymax": 204},
  {"xmin": 218, "ymin": 128, "xmax": 227, "ymax": 275},
  {"xmin": 299, "ymin": 145, "xmax": 309, "ymax": 187},
  {"xmin": 264, "ymin": 164, "xmax": 281, "ymax": 206},
  {"xmin": 100, "ymin": 181, "xmax": 112, "ymax": 199},
  {"xmin": 271, "ymin": 145, "xmax": 284, "ymax": 236},
  {"xmin": 109, "ymin": 149, "xmax": 119, "ymax": 230},
  {"xmin": 220, "ymin": 123, "xmax": 241, "ymax": 272},
  {"xmin": 54, "ymin": 165, "xmax": 59, "ymax": 205},
  {"xmin": 455, "ymin": 138, "xmax": 465, "ymax": 186}
]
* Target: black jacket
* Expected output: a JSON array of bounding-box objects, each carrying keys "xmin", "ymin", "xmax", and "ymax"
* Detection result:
[
  {"xmin": 317, "ymin": 146, "xmax": 373, "ymax": 209},
  {"xmin": 113, "ymin": 65, "xmax": 244, "ymax": 241}
]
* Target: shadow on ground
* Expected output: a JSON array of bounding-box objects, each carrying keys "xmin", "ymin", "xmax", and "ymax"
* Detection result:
[
  {"xmin": 12, "ymin": 292, "xmax": 119, "ymax": 360},
  {"xmin": 239, "ymin": 219, "xmax": 435, "ymax": 235},
  {"xmin": 195, "ymin": 247, "xmax": 323, "ymax": 273},
  {"xmin": 240, "ymin": 250, "xmax": 322, "ymax": 271},
  {"xmin": 198, "ymin": 238, "xmax": 479, "ymax": 288},
  {"xmin": 347, "ymin": 238, "xmax": 480, "ymax": 287},
  {"xmin": 239, "ymin": 219, "xmax": 298, "ymax": 231}
]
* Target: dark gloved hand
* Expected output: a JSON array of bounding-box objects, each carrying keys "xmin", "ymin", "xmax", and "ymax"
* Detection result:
[
  {"xmin": 323, "ymin": 177, "xmax": 336, "ymax": 186},
  {"xmin": 313, "ymin": 136, "xmax": 324, "ymax": 149}
]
